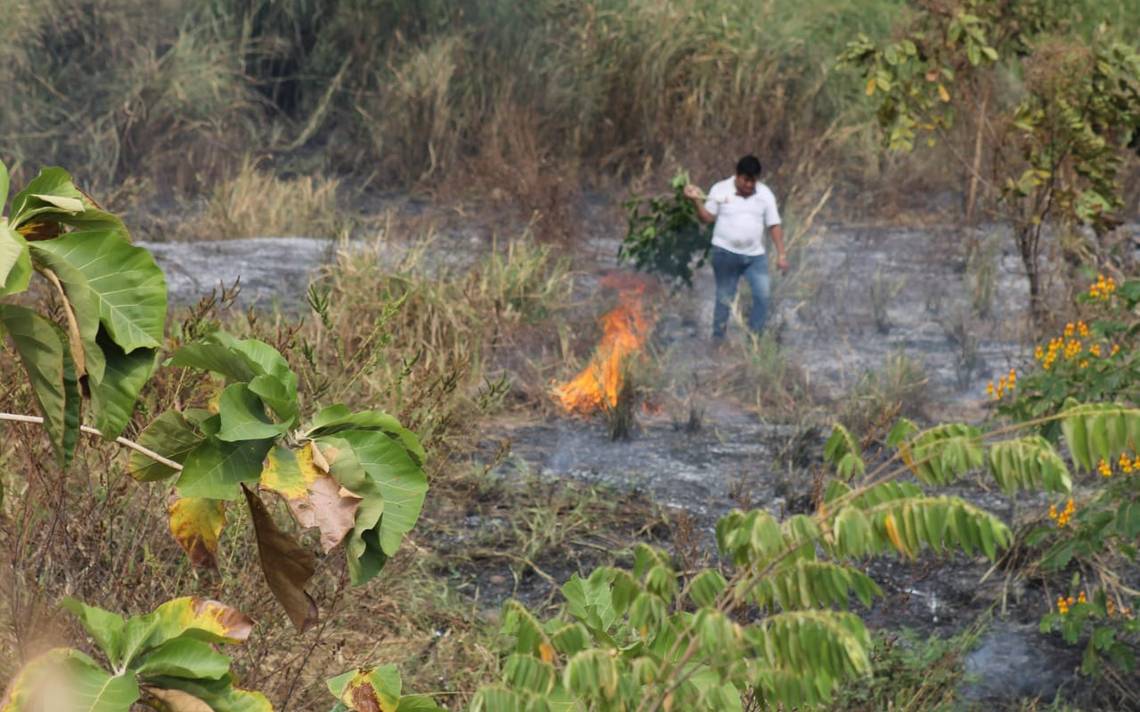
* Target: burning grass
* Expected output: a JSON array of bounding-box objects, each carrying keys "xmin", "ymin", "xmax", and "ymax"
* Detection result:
[{"xmin": 553, "ymin": 273, "xmax": 656, "ymax": 417}]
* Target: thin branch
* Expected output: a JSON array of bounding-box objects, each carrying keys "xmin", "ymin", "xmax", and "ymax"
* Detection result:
[{"xmin": 0, "ymin": 412, "xmax": 183, "ymax": 471}]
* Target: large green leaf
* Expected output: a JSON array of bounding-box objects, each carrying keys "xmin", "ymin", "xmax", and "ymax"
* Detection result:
[
  {"xmin": 0, "ymin": 304, "xmax": 81, "ymax": 467},
  {"xmin": 170, "ymin": 341, "xmax": 259, "ymax": 383},
  {"xmin": 170, "ymin": 333, "xmax": 299, "ymax": 424},
  {"xmin": 338, "ymin": 429, "xmax": 428, "ymax": 557},
  {"xmin": 307, "ymin": 406, "xmax": 425, "ymax": 465},
  {"xmin": 176, "ymin": 437, "xmax": 273, "ymax": 500},
  {"xmin": 216, "ymin": 384, "xmax": 290, "ymax": 442},
  {"xmin": 31, "ymin": 229, "xmax": 166, "ymax": 353},
  {"xmin": 128, "ymin": 411, "xmax": 206, "ymax": 482},
  {"xmin": 0, "ymin": 222, "xmax": 31, "ymax": 297},
  {"xmin": 133, "ymin": 638, "xmax": 231, "ymax": 681},
  {"xmin": 63, "ymin": 654, "xmax": 140, "ymax": 712},
  {"xmin": 212, "ymin": 333, "xmax": 298, "ymax": 424},
  {"xmin": 88, "ymin": 332, "xmax": 157, "ymax": 438},
  {"xmin": 60, "ymin": 599, "xmax": 127, "ymax": 668},
  {"xmin": 9, "ymin": 167, "xmax": 124, "ymax": 233},
  {"xmin": 26, "ymin": 241, "xmax": 100, "ymax": 344},
  {"xmin": 117, "ymin": 597, "xmax": 254, "ymax": 669},
  {"xmin": 1, "ymin": 649, "xmax": 140, "ymax": 712}
]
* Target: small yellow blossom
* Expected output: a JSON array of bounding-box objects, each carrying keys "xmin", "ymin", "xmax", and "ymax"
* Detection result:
[
  {"xmin": 1089, "ymin": 344, "xmax": 1102, "ymax": 358},
  {"xmin": 1111, "ymin": 344, "xmax": 1121, "ymax": 357},
  {"xmin": 1098, "ymin": 458, "xmax": 1113, "ymax": 478},
  {"xmin": 1119, "ymin": 453, "xmax": 1133, "ymax": 474},
  {"xmin": 1049, "ymin": 498, "xmax": 1076, "ymax": 527},
  {"xmin": 1089, "ymin": 274, "xmax": 1117, "ymax": 301},
  {"xmin": 1078, "ymin": 321, "xmax": 1089, "ymax": 337}
]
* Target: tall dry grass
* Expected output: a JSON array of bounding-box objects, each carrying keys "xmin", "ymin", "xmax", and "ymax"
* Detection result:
[
  {"xmin": 5, "ymin": 0, "xmax": 1139, "ymax": 212},
  {"xmin": 196, "ymin": 157, "xmax": 344, "ymax": 239}
]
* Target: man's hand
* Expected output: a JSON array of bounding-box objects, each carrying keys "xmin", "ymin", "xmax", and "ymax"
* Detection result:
[
  {"xmin": 776, "ymin": 253, "xmax": 790, "ymax": 273},
  {"xmin": 683, "ymin": 184, "xmax": 704, "ymax": 201}
]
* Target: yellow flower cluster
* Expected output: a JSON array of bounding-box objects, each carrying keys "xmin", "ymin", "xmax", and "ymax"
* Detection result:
[
  {"xmin": 1088, "ymin": 274, "xmax": 1117, "ymax": 301},
  {"xmin": 1056, "ymin": 591, "xmax": 1086, "ymax": 615},
  {"xmin": 1098, "ymin": 452, "xmax": 1140, "ymax": 477},
  {"xmin": 1035, "ymin": 321, "xmax": 1118, "ymax": 371},
  {"xmin": 1098, "ymin": 458, "xmax": 1113, "ymax": 477},
  {"xmin": 1048, "ymin": 498, "xmax": 1075, "ymax": 527},
  {"xmin": 1106, "ymin": 597, "xmax": 1134, "ymax": 619},
  {"xmin": 986, "ymin": 368, "xmax": 1017, "ymax": 400}
]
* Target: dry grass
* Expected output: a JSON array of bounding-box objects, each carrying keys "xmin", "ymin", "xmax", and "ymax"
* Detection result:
[
  {"xmin": 189, "ymin": 157, "xmax": 344, "ymax": 240},
  {"xmin": 0, "ymin": 224, "xmax": 590, "ymax": 707}
]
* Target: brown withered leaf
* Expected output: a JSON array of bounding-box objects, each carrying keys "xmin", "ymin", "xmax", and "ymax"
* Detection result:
[
  {"xmin": 142, "ymin": 686, "xmax": 213, "ymax": 712},
  {"xmin": 310, "ymin": 439, "xmax": 330, "ymax": 473},
  {"xmin": 242, "ymin": 484, "xmax": 318, "ymax": 632},
  {"xmin": 16, "ymin": 220, "xmax": 64, "ymax": 241}
]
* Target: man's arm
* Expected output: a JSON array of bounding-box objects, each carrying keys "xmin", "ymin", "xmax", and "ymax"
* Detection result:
[
  {"xmin": 770, "ymin": 224, "xmax": 789, "ymax": 273},
  {"xmin": 683, "ymin": 184, "xmax": 716, "ymax": 225}
]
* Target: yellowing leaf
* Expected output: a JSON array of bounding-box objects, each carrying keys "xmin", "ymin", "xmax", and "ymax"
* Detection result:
[
  {"xmin": 148, "ymin": 597, "xmax": 254, "ymax": 645},
  {"xmin": 168, "ymin": 497, "xmax": 225, "ymax": 568},
  {"xmin": 865, "ymin": 77, "xmax": 876, "ymax": 96},
  {"xmin": 883, "ymin": 513, "xmax": 906, "ymax": 556},
  {"xmin": 260, "ymin": 444, "xmax": 315, "ymax": 499},
  {"xmin": 539, "ymin": 642, "xmax": 555, "ymax": 664},
  {"xmin": 261, "ymin": 444, "xmax": 361, "ymax": 552},
  {"xmin": 938, "ymin": 84, "xmax": 951, "ymax": 102}
]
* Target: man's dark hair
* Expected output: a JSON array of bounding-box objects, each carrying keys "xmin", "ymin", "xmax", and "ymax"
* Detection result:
[{"xmin": 735, "ymin": 154, "xmax": 762, "ymax": 179}]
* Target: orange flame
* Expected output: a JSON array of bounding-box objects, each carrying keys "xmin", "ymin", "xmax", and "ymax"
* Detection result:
[{"xmin": 554, "ymin": 275, "xmax": 655, "ymax": 414}]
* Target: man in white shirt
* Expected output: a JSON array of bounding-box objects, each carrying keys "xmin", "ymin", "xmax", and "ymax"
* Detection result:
[{"xmin": 683, "ymin": 155, "xmax": 788, "ymax": 341}]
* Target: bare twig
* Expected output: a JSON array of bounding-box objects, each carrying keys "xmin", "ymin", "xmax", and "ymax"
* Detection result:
[{"xmin": 0, "ymin": 412, "xmax": 183, "ymax": 471}]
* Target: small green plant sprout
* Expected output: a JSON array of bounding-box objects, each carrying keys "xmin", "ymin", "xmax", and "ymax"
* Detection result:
[
  {"xmin": 0, "ymin": 161, "xmax": 167, "ymax": 467},
  {"xmin": 619, "ymin": 170, "xmax": 712, "ymax": 288},
  {"xmin": 0, "ymin": 597, "xmax": 269, "ymax": 712},
  {"xmin": 325, "ymin": 665, "xmax": 443, "ymax": 711}
]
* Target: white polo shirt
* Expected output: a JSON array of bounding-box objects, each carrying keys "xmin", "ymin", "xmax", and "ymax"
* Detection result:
[{"xmin": 704, "ymin": 178, "xmax": 781, "ymax": 256}]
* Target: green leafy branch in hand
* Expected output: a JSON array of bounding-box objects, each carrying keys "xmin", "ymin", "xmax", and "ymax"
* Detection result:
[{"xmin": 619, "ymin": 171, "xmax": 711, "ymax": 288}]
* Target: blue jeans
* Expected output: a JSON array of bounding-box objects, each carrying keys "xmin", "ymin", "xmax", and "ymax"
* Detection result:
[{"xmin": 712, "ymin": 246, "xmax": 769, "ymax": 339}]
